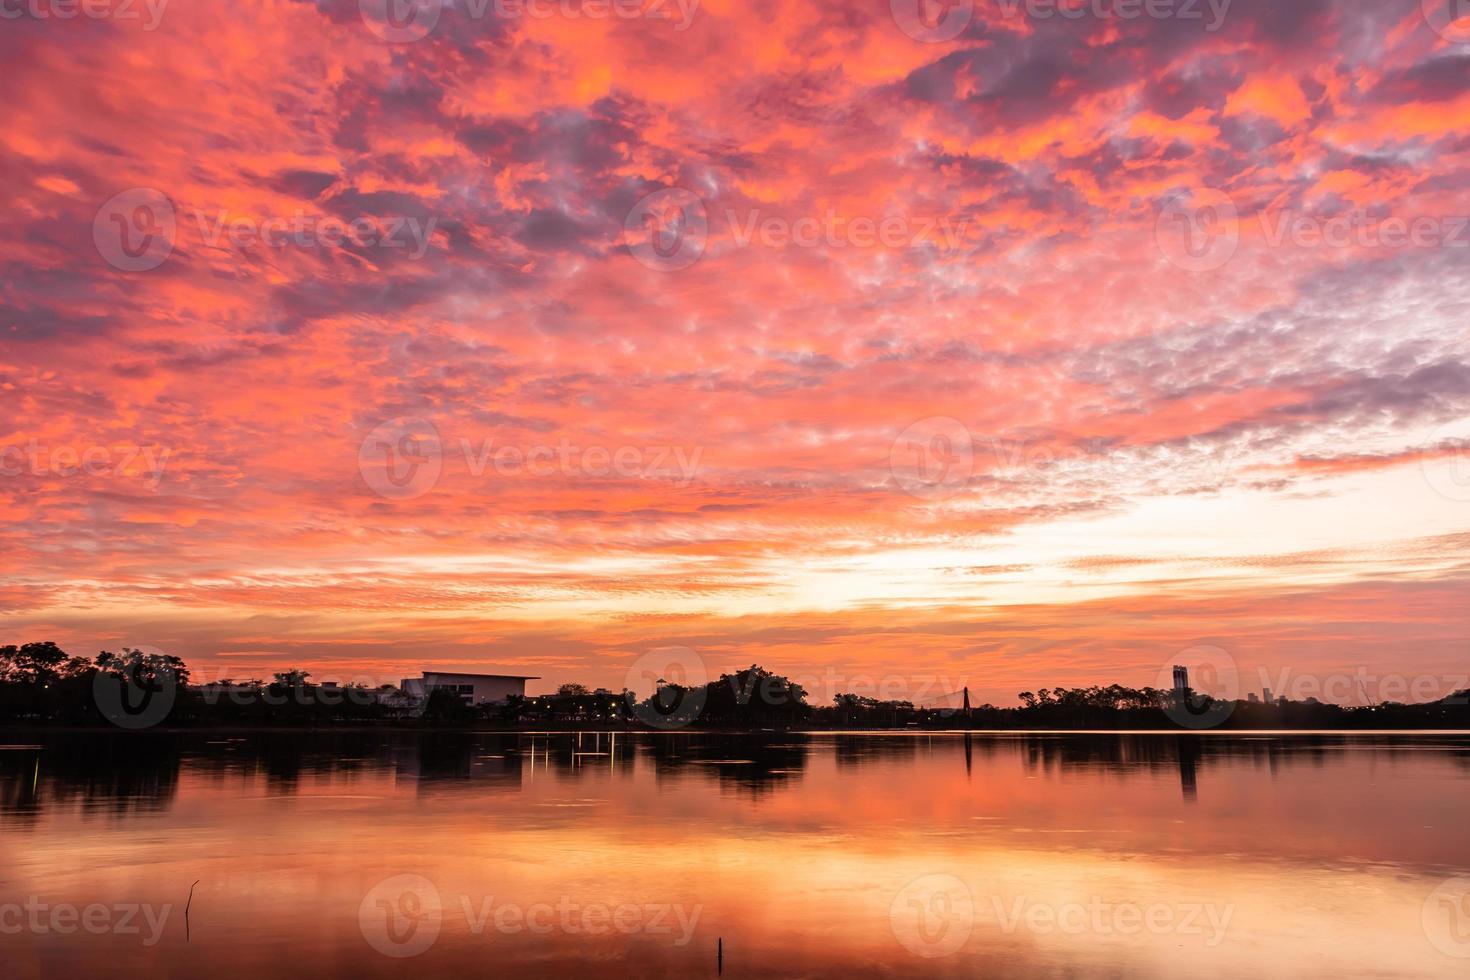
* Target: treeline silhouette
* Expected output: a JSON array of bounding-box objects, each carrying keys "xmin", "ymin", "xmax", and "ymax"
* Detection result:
[
  {"xmin": 986, "ymin": 683, "xmax": 1470, "ymax": 729},
  {"xmin": 2, "ymin": 642, "xmax": 1467, "ymax": 730}
]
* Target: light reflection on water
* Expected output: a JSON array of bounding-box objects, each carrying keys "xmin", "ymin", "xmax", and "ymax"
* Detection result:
[{"xmin": 1, "ymin": 731, "xmax": 1468, "ymax": 978}]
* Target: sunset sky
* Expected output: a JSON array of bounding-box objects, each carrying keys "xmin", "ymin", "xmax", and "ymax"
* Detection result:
[{"xmin": 2, "ymin": 0, "xmax": 1468, "ymax": 704}]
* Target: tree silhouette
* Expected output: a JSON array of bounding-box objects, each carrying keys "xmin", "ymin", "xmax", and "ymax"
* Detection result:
[
  {"xmin": 0, "ymin": 641, "xmax": 78, "ymax": 684},
  {"xmin": 96, "ymin": 648, "xmax": 191, "ymax": 688}
]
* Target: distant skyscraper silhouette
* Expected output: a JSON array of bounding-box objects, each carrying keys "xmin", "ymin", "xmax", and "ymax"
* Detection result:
[
  {"xmin": 1172, "ymin": 665, "xmax": 1189, "ymax": 694},
  {"xmin": 1263, "ymin": 687, "xmax": 1273, "ymax": 705}
]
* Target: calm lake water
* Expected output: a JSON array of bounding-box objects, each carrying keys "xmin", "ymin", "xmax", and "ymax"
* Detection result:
[{"xmin": 1, "ymin": 731, "xmax": 1468, "ymax": 978}]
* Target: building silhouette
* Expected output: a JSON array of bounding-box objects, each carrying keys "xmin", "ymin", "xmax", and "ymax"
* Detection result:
[{"xmin": 400, "ymin": 670, "xmax": 540, "ymax": 706}]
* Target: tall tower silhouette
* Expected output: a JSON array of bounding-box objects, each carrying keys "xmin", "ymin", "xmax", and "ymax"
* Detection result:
[{"xmin": 1172, "ymin": 665, "xmax": 1189, "ymax": 694}]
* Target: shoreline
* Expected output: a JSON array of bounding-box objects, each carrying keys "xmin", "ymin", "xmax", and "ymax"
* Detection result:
[{"xmin": 3, "ymin": 724, "xmax": 1468, "ymax": 736}]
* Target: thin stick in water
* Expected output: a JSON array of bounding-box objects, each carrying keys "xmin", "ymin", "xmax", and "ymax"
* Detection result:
[{"xmin": 185, "ymin": 879, "xmax": 200, "ymax": 942}]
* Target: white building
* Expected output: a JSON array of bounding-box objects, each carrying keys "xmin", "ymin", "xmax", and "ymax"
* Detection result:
[{"xmin": 400, "ymin": 671, "xmax": 539, "ymax": 706}]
